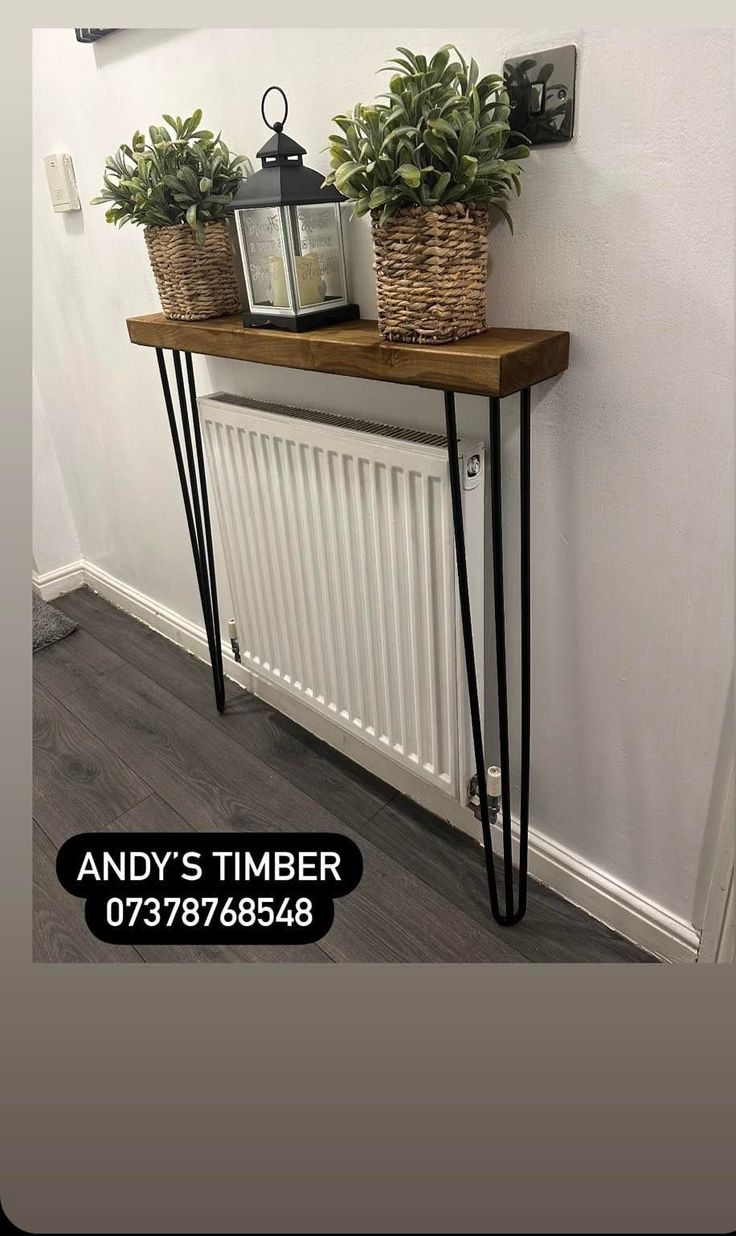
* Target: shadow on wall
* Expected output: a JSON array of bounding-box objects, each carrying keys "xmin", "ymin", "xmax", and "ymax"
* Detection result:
[
  {"xmin": 90, "ymin": 27, "xmax": 194, "ymax": 69},
  {"xmin": 62, "ymin": 210, "xmax": 85, "ymax": 238}
]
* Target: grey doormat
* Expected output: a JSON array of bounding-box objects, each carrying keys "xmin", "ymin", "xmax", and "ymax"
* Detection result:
[{"xmin": 32, "ymin": 592, "xmax": 78, "ymax": 652}]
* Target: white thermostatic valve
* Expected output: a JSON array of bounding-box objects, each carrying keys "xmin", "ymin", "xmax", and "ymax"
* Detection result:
[{"xmin": 44, "ymin": 153, "xmax": 81, "ymax": 212}]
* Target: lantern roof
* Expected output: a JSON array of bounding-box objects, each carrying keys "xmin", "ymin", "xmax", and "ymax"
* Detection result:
[
  {"xmin": 228, "ymin": 162, "xmax": 344, "ymax": 209},
  {"xmin": 227, "ymin": 85, "xmax": 345, "ymax": 210},
  {"xmin": 256, "ymin": 129, "xmax": 306, "ymax": 161}
]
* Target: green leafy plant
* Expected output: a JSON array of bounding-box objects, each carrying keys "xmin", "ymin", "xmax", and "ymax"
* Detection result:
[
  {"xmin": 323, "ymin": 45, "xmax": 530, "ymax": 229},
  {"xmin": 91, "ymin": 110, "xmax": 252, "ymax": 244}
]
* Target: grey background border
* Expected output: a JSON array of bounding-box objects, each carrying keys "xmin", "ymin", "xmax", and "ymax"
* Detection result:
[{"xmin": 4, "ymin": 4, "xmax": 735, "ymax": 1231}]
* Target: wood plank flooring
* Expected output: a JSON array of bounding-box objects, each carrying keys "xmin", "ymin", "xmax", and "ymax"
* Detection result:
[{"xmin": 33, "ymin": 587, "xmax": 654, "ymax": 964}]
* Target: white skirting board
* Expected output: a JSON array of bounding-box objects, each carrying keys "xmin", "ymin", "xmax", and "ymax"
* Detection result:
[
  {"xmin": 33, "ymin": 559, "xmax": 86, "ymax": 600},
  {"xmin": 32, "ymin": 558, "xmax": 701, "ymax": 963}
]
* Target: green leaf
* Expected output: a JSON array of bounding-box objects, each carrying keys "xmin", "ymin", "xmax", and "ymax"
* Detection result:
[
  {"xmin": 369, "ymin": 185, "xmax": 395, "ymax": 208},
  {"xmin": 458, "ymin": 154, "xmax": 478, "ymax": 184},
  {"xmin": 396, "ymin": 163, "xmax": 421, "ymax": 188},
  {"xmin": 186, "ymin": 203, "xmax": 198, "ymax": 229},
  {"xmin": 429, "ymin": 46, "xmax": 451, "ymax": 77},
  {"xmin": 427, "ymin": 117, "xmax": 456, "ymax": 139},
  {"xmin": 477, "ymin": 121, "xmax": 509, "ymax": 142},
  {"xmin": 379, "ymin": 125, "xmax": 418, "ymax": 152},
  {"xmin": 433, "ymin": 170, "xmax": 452, "ymax": 200},
  {"xmin": 423, "ymin": 130, "xmax": 450, "ymax": 159},
  {"xmin": 179, "ymin": 165, "xmax": 200, "ymax": 194},
  {"xmin": 476, "ymin": 73, "xmax": 504, "ymax": 95},
  {"xmin": 334, "ymin": 161, "xmax": 366, "ymax": 191},
  {"xmin": 395, "ymin": 46, "xmax": 419, "ymax": 69},
  {"xmin": 457, "ymin": 118, "xmax": 475, "ymax": 157},
  {"xmin": 491, "ymin": 201, "xmax": 514, "ymax": 233}
]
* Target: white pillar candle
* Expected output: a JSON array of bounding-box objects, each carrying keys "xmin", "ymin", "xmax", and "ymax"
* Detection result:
[
  {"xmin": 268, "ymin": 254, "xmax": 288, "ymax": 307},
  {"xmin": 295, "ymin": 252, "xmax": 324, "ymax": 306}
]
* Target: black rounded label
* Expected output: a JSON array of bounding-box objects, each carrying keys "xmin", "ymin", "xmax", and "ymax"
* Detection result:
[{"xmin": 56, "ymin": 832, "xmax": 363, "ymax": 946}]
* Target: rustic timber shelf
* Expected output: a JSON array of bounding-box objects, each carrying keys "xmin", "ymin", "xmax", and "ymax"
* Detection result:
[
  {"xmin": 128, "ymin": 308, "xmax": 571, "ymax": 928},
  {"xmin": 127, "ymin": 313, "xmax": 569, "ymax": 398}
]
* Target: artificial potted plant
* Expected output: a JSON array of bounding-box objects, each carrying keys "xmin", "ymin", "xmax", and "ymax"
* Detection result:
[
  {"xmin": 92, "ymin": 111, "xmax": 252, "ymax": 321},
  {"xmin": 324, "ymin": 46, "xmax": 530, "ymax": 344}
]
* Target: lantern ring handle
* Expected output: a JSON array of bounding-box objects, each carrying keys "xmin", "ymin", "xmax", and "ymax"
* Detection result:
[{"xmin": 261, "ymin": 86, "xmax": 288, "ymax": 133}]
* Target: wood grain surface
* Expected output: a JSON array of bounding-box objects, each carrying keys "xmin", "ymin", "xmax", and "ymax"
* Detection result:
[{"xmin": 127, "ymin": 313, "xmax": 570, "ymax": 397}]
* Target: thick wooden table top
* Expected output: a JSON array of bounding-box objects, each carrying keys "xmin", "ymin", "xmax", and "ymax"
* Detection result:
[{"xmin": 127, "ymin": 313, "xmax": 569, "ymax": 398}]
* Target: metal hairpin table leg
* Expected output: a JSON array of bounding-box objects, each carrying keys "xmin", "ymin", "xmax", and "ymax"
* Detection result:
[
  {"xmin": 155, "ymin": 347, "xmax": 226, "ymax": 713},
  {"xmin": 444, "ymin": 388, "xmax": 532, "ymax": 925}
]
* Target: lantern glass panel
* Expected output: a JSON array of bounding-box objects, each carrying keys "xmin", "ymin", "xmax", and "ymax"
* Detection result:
[
  {"xmin": 237, "ymin": 207, "xmax": 293, "ymax": 313},
  {"xmin": 287, "ymin": 204, "xmax": 347, "ymax": 310}
]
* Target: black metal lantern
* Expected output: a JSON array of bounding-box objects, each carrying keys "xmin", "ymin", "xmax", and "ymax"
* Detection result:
[{"xmin": 227, "ymin": 87, "xmax": 360, "ymax": 332}]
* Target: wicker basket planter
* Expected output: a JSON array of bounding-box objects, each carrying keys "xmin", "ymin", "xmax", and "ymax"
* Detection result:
[
  {"xmin": 144, "ymin": 220, "xmax": 240, "ymax": 321},
  {"xmin": 371, "ymin": 203, "xmax": 491, "ymax": 345}
]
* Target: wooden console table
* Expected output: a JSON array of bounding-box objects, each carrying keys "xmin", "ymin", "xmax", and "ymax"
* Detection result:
[{"xmin": 127, "ymin": 312, "xmax": 570, "ymax": 925}]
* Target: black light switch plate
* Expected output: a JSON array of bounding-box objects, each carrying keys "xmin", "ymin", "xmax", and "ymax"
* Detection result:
[{"xmin": 503, "ymin": 45, "xmax": 577, "ymax": 145}]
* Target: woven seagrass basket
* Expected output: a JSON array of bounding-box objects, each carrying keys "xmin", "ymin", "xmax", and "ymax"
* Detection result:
[
  {"xmin": 371, "ymin": 203, "xmax": 491, "ymax": 344},
  {"xmin": 144, "ymin": 220, "xmax": 240, "ymax": 321}
]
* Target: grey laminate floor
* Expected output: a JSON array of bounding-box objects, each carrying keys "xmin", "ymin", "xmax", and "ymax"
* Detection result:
[{"xmin": 33, "ymin": 587, "xmax": 654, "ymax": 964}]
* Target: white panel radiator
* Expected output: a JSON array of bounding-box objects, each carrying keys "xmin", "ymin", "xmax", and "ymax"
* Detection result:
[{"xmin": 199, "ymin": 393, "xmax": 484, "ymax": 808}]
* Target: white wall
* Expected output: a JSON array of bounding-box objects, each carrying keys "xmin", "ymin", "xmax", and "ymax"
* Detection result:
[
  {"xmin": 32, "ymin": 371, "xmax": 81, "ymax": 577},
  {"xmin": 32, "ymin": 27, "xmax": 733, "ymax": 940}
]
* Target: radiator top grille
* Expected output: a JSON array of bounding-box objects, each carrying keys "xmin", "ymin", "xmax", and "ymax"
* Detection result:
[{"xmin": 207, "ymin": 392, "xmax": 448, "ymax": 449}]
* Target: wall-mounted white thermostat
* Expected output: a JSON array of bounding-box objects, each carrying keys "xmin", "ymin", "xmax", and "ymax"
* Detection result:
[{"xmin": 44, "ymin": 153, "xmax": 81, "ymax": 212}]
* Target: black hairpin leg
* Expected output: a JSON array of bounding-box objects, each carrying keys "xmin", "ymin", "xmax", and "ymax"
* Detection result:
[
  {"xmin": 445, "ymin": 388, "xmax": 532, "ymax": 925},
  {"xmin": 155, "ymin": 348, "xmax": 226, "ymax": 713}
]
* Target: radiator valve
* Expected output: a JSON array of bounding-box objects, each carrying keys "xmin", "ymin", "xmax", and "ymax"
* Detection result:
[
  {"xmin": 227, "ymin": 618, "xmax": 241, "ymax": 663},
  {"xmin": 468, "ymin": 766, "xmax": 502, "ymax": 824}
]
